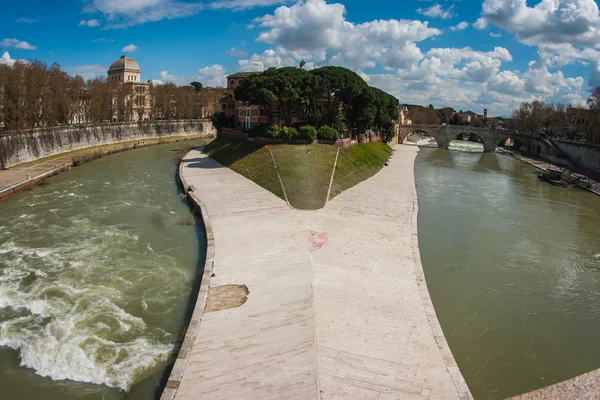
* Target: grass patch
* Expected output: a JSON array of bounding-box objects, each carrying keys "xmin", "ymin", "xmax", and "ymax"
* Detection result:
[
  {"xmin": 329, "ymin": 142, "xmax": 392, "ymax": 199},
  {"xmin": 271, "ymin": 144, "xmax": 338, "ymax": 209},
  {"xmin": 204, "ymin": 139, "xmax": 391, "ymax": 210},
  {"xmin": 204, "ymin": 139, "xmax": 284, "ymax": 199}
]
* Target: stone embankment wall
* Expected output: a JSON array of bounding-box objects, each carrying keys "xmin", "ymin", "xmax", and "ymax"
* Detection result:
[
  {"xmin": 526, "ymin": 138, "xmax": 600, "ymax": 176},
  {"xmin": 0, "ymin": 119, "xmax": 215, "ymax": 169}
]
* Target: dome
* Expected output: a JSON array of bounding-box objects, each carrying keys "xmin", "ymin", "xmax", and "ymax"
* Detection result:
[{"xmin": 108, "ymin": 55, "xmax": 140, "ymax": 73}]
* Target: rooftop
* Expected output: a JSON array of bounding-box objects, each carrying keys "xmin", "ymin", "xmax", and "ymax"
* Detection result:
[
  {"xmin": 226, "ymin": 72, "xmax": 257, "ymax": 79},
  {"xmin": 108, "ymin": 55, "xmax": 140, "ymax": 74}
]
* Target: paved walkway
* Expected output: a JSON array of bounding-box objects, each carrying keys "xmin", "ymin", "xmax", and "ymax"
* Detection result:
[{"xmin": 174, "ymin": 145, "xmax": 471, "ymax": 399}]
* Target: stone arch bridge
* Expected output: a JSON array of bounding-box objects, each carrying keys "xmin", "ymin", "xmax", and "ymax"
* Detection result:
[{"xmin": 397, "ymin": 124, "xmax": 524, "ymax": 152}]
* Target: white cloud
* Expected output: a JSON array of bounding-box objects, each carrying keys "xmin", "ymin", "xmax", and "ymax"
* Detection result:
[
  {"xmin": 85, "ymin": 0, "xmax": 287, "ymax": 26},
  {"xmin": 523, "ymin": 64, "xmax": 584, "ymax": 96},
  {"xmin": 86, "ymin": 0, "xmax": 204, "ymax": 27},
  {"xmin": 93, "ymin": 37, "xmax": 114, "ymax": 43},
  {"xmin": 489, "ymin": 32, "xmax": 501, "ymax": 38},
  {"xmin": 224, "ymin": 47, "xmax": 248, "ymax": 57},
  {"xmin": 238, "ymin": 48, "xmax": 297, "ymax": 71},
  {"xmin": 122, "ymin": 44, "xmax": 138, "ymax": 52},
  {"xmin": 450, "ymin": 21, "xmax": 469, "ymax": 31},
  {"xmin": 478, "ymin": 0, "xmax": 600, "ymax": 90},
  {"xmin": 487, "ymin": 70, "xmax": 525, "ymax": 95},
  {"xmin": 416, "ymin": 3, "xmax": 455, "ymax": 19},
  {"xmin": 0, "ymin": 38, "xmax": 37, "ymax": 50},
  {"xmin": 0, "ymin": 52, "xmax": 15, "ymax": 66},
  {"xmin": 79, "ymin": 19, "xmax": 100, "ymax": 27},
  {"xmin": 237, "ymin": 0, "xmax": 587, "ymax": 116},
  {"xmin": 65, "ymin": 64, "xmax": 107, "ymax": 80},
  {"xmin": 474, "ymin": 17, "xmax": 488, "ymax": 30},
  {"xmin": 536, "ymin": 43, "xmax": 600, "ymax": 67},
  {"xmin": 155, "ymin": 64, "xmax": 227, "ymax": 87},
  {"xmin": 15, "ymin": 18, "xmax": 38, "ymax": 23},
  {"xmin": 252, "ymin": 0, "xmax": 441, "ymax": 72},
  {"xmin": 195, "ymin": 64, "xmax": 227, "ymax": 87},
  {"xmin": 209, "ymin": 0, "xmax": 289, "ymax": 10},
  {"xmin": 481, "ymin": 0, "xmax": 600, "ymax": 47},
  {"xmin": 157, "ymin": 70, "xmax": 185, "ymax": 84}
]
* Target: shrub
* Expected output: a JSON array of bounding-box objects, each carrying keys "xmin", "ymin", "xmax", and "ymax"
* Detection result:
[
  {"xmin": 281, "ymin": 126, "xmax": 299, "ymax": 141},
  {"xmin": 267, "ymin": 125, "xmax": 281, "ymax": 139},
  {"xmin": 211, "ymin": 111, "xmax": 229, "ymax": 134},
  {"xmin": 317, "ymin": 126, "xmax": 338, "ymax": 141},
  {"xmin": 299, "ymin": 125, "xmax": 317, "ymax": 142}
]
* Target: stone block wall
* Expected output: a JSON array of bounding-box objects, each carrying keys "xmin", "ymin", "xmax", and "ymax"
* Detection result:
[
  {"xmin": 0, "ymin": 119, "xmax": 215, "ymax": 169},
  {"xmin": 553, "ymin": 139, "xmax": 600, "ymax": 176}
]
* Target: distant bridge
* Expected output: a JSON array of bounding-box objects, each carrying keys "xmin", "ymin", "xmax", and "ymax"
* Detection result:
[{"xmin": 396, "ymin": 124, "xmax": 527, "ymax": 152}]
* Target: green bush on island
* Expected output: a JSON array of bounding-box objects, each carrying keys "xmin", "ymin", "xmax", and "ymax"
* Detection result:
[
  {"xmin": 267, "ymin": 125, "xmax": 281, "ymax": 139},
  {"xmin": 317, "ymin": 126, "xmax": 338, "ymax": 141},
  {"xmin": 281, "ymin": 126, "xmax": 299, "ymax": 141},
  {"xmin": 299, "ymin": 125, "xmax": 317, "ymax": 142}
]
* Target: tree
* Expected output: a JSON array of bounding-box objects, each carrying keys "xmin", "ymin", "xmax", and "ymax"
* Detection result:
[
  {"xmin": 191, "ymin": 81, "xmax": 203, "ymax": 92},
  {"xmin": 211, "ymin": 111, "xmax": 229, "ymax": 134}
]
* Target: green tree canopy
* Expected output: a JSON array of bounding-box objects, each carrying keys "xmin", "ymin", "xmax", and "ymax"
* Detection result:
[{"xmin": 234, "ymin": 66, "xmax": 398, "ymax": 134}]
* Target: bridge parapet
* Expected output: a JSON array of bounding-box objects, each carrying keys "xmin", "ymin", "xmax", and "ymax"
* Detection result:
[{"xmin": 398, "ymin": 124, "xmax": 515, "ymax": 152}]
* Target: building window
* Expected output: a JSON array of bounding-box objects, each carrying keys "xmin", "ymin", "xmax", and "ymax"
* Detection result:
[{"xmin": 251, "ymin": 109, "xmax": 258, "ymax": 117}]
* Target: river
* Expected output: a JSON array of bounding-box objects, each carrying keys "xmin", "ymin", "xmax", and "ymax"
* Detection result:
[
  {"xmin": 415, "ymin": 141, "xmax": 600, "ymax": 399},
  {"xmin": 0, "ymin": 140, "xmax": 208, "ymax": 399}
]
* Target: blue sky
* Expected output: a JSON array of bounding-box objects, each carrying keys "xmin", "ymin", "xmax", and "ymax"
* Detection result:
[{"xmin": 2, "ymin": 0, "xmax": 600, "ymax": 116}]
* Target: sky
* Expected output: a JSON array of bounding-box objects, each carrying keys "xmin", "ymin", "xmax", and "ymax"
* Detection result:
[{"xmin": 2, "ymin": 0, "xmax": 600, "ymax": 117}]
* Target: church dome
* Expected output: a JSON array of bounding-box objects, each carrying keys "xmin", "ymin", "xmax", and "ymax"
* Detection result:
[{"xmin": 108, "ymin": 55, "xmax": 140, "ymax": 73}]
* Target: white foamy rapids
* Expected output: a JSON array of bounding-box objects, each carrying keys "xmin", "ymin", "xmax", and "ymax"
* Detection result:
[
  {"xmin": 448, "ymin": 140, "xmax": 484, "ymax": 153},
  {"xmin": 0, "ymin": 225, "xmax": 186, "ymax": 391},
  {"xmin": 0, "ymin": 316, "xmax": 170, "ymax": 391}
]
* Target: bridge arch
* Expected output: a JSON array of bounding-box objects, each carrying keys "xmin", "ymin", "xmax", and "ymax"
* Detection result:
[
  {"xmin": 398, "ymin": 124, "xmax": 513, "ymax": 152},
  {"xmin": 401, "ymin": 130, "xmax": 439, "ymax": 146},
  {"xmin": 448, "ymin": 131, "xmax": 485, "ymax": 151}
]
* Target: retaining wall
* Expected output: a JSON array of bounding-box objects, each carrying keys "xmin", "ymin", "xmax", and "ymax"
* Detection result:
[
  {"xmin": 0, "ymin": 119, "xmax": 215, "ymax": 169},
  {"xmin": 526, "ymin": 138, "xmax": 600, "ymax": 176},
  {"xmin": 220, "ymin": 128, "xmax": 383, "ymax": 148}
]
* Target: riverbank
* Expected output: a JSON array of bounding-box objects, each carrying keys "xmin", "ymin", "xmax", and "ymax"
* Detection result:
[
  {"xmin": 168, "ymin": 144, "xmax": 471, "ymax": 399},
  {"xmin": 503, "ymin": 148, "xmax": 600, "ymax": 196},
  {"xmin": 0, "ymin": 141, "xmax": 208, "ymax": 400},
  {"xmin": 0, "ymin": 134, "xmax": 215, "ymax": 200}
]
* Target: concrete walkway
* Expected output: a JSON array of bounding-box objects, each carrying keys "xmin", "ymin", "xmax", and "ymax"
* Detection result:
[{"xmin": 174, "ymin": 145, "xmax": 471, "ymax": 399}]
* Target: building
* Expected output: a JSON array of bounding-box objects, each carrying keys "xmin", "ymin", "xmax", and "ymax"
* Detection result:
[
  {"xmin": 107, "ymin": 55, "xmax": 151, "ymax": 121},
  {"xmin": 195, "ymin": 87, "xmax": 227, "ymax": 118},
  {"xmin": 399, "ymin": 106, "xmax": 412, "ymax": 125},
  {"xmin": 222, "ymin": 72, "xmax": 269, "ymax": 129}
]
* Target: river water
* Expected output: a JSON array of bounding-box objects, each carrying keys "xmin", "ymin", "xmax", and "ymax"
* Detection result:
[
  {"xmin": 0, "ymin": 140, "xmax": 208, "ymax": 399},
  {"xmin": 415, "ymin": 141, "xmax": 600, "ymax": 399}
]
